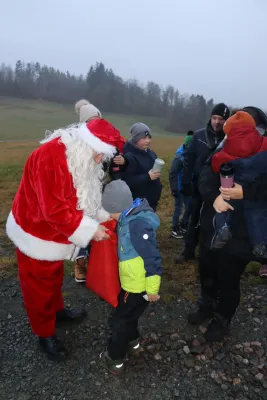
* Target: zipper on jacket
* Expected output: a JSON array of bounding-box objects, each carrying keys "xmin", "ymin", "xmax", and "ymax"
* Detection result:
[
  {"xmin": 197, "ymin": 139, "xmax": 210, "ymax": 148},
  {"xmin": 195, "ymin": 202, "xmax": 204, "ymax": 229},
  {"xmin": 210, "ymin": 215, "xmax": 216, "ymax": 250}
]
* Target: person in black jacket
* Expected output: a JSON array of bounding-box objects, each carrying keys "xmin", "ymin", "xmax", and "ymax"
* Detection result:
[
  {"xmin": 175, "ymin": 103, "xmax": 230, "ymax": 264},
  {"xmin": 121, "ymin": 123, "xmax": 162, "ymax": 211},
  {"xmin": 190, "ymin": 164, "xmax": 251, "ymax": 342},
  {"xmin": 188, "ymin": 106, "xmax": 267, "ymax": 342}
]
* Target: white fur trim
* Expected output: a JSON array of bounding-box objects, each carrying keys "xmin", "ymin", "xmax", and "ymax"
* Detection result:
[
  {"xmin": 96, "ymin": 208, "xmax": 110, "ymax": 223},
  {"xmin": 40, "ymin": 124, "xmax": 116, "ymax": 157},
  {"xmin": 77, "ymin": 124, "xmax": 115, "ymax": 156},
  {"xmin": 68, "ymin": 215, "xmax": 99, "ymax": 248},
  {"xmin": 6, "ymin": 212, "xmax": 78, "ymax": 261}
]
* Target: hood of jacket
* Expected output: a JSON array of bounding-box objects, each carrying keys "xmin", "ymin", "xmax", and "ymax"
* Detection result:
[{"xmin": 123, "ymin": 198, "xmax": 160, "ymax": 231}]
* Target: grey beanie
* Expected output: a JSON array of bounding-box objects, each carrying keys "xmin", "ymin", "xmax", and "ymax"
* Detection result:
[
  {"xmin": 102, "ymin": 180, "xmax": 133, "ymax": 213},
  {"xmin": 130, "ymin": 122, "xmax": 151, "ymax": 143}
]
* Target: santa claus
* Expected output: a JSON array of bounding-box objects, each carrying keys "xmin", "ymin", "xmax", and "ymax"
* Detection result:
[
  {"xmin": 6, "ymin": 113, "xmax": 123, "ymax": 361},
  {"xmin": 73, "ymin": 99, "xmax": 126, "ymax": 283}
]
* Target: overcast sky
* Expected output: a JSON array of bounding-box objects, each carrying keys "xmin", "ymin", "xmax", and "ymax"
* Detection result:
[{"xmin": 1, "ymin": 0, "xmax": 266, "ymax": 109}]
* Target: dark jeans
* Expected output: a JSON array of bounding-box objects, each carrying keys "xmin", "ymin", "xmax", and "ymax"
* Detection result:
[
  {"xmin": 183, "ymin": 193, "xmax": 202, "ymax": 257},
  {"xmin": 172, "ymin": 193, "xmax": 192, "ymax": 229},
  {"xmin": 76, "ymin": 244, "xmax": 91, "ymax": 260},
  {"xmin": 198, "ymin": 244, "xmax": 249, "ymax": 321},
  {"xmin": 107, "ymin": 290, "xmax": 148, "ymax": 360}
]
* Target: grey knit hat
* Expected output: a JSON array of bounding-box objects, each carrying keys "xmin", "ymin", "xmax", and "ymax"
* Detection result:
[
  {"xmin": 102, "ymin": 180, "xmax": 133, "ymax": 213},
  {"xmin": 130, "ymin": 122, "xmax": 151, "ymax": 143}
]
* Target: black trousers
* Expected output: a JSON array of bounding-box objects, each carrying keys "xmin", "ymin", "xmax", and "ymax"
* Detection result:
[
  {"xmin": 107, "ymin": 290, "xmax": 148, "ymax": 360},
  {"xmin": 183, "ymin": 193, "xmax": 202, "ymax": 257},
  {"xmin": 198, "ymin": 244, "xmax": 249, "ymax": 321}
]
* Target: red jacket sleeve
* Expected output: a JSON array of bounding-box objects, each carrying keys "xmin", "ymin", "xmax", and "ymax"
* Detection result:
[{"xmin": 32, "ymin": 152, "xmax": 99, "ymax": 248}]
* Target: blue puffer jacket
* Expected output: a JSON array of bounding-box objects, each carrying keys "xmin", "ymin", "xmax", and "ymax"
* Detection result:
[
  {"xmin": 169, "ymin": 145, "xmax": 184, "ymax": 194},
  {"xmin": 117, "ymin": 199, "xmax": 162, "ymax": 294},
  {"xmin": 176, "ymin": 145, "xmax": 184, "ymax": 191},
  {"xmin": 216, "ymin": 150, "xmax": 267, "ymax": 255}
]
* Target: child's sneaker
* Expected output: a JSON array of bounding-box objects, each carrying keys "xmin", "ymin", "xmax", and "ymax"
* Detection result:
[
  {"xmin": 259, "ymin": 264, "xmax": 267, "ymax": 278},
  {"xmin": 127, "ymin": 338, "xmax": 141, "ymax": 356},
  {"xmin": 171, "ymin": 226, "xmax": 184, "ymax": 239},
  {"xmin": 179, "ymin": 223, "xmax": 188, "ymax": 236},
  {"xmin": 99, "ymin": 351, "xmax": 124, "ymax": 375},
  {"xmin": 74, "ymin": 259, "xmax": 87, "ymax": 283}
]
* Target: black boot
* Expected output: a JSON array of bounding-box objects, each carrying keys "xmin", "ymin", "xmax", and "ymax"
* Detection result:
[
  {"xmin": 99, "ymin": 351, "xmax": 124, "ymax": 375},
  {"xmin": 187, "ymin": 306, "xmax": 214, "ymax": 325},
  {"xmin": 56, "ymin": 308, "xmax": 87, "ymax": 325},
  {"xmin": 204, "ymin": 314, "xmax": 230, "ymax": 342},
  {"xmin": 175, "ymin": 250, "xmax": 195, "ymax": 265},
  {"xmin": 39, "ymin": 335, "xmax": 68, "ymax": 361}
]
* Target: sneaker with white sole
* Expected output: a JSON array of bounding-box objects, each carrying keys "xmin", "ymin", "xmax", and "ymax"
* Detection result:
[
  {"xmin": 259, "ymin": 264, "xmax": 267, "ymax": 278},
  {"xmin": 99, "ymin": 351, "xmax": 124, "ymax": 375},
  {"xmin": 127, "ymin": 338, "xmax": 141, "ymax": 356},
  {"xmin": 171, "ymin": 227, "xmax": 183, "ymax": 239},
  {"xmin": 74, "ymin": 259, "xmax": 87, "ymax": 283}
]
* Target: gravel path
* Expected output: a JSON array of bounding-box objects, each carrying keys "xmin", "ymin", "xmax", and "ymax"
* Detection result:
[{"xmin": 0, "ymin": 276, "xmax": 267, "ymax": 400}]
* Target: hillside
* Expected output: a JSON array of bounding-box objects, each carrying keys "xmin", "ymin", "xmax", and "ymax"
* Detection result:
[{"xmin": 0, "ymin": 97, "xmax": 181, "ymax": 141}]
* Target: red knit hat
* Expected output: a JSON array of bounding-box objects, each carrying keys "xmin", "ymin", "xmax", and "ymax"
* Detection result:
[{"xmin": 223, "ymin": 111, "xmax": 256, "ymax": 135}]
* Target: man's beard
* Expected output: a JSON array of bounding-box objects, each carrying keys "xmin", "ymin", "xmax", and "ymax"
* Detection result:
[{"xmin": 60, "ymin": 133, "xmax": 105, "ymax": 217}]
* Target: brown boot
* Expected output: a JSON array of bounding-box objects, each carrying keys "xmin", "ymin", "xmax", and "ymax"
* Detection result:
[{"xmin": 74, "ymin": 258, "xmax": 87, "ymax": 283}]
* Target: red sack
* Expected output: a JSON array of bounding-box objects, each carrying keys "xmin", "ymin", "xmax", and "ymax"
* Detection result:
[{"xmin": 86, "ymin": 219, "xmax": 120, "ymax": 308}]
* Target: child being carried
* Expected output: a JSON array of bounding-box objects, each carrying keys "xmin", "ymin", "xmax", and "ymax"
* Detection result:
[{"xmin": 212, "ymin": 111, "xmax": 267, "ymax": 258}]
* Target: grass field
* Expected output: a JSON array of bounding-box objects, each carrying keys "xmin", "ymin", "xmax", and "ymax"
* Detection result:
[
  {"xmin": 0, "ymin": 97, "xmax": 264, "ymax": 298},
  {"xmin": 0, "ymin": 97, "xmax": 180, "ymax": 141},
  {"xmin": 0, "ymin": 97, "xmax": 196, "ymax": 299}
]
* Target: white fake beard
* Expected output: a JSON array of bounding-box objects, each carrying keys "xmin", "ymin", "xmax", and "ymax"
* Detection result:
[{"xmin": 63, "ymin": 135, "xmax": 104, "ymax": 217}]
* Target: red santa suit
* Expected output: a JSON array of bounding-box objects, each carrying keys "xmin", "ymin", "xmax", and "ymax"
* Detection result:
[{"xmin": 6, "ymin": 123, "xmax": 122, "ymax": 338}]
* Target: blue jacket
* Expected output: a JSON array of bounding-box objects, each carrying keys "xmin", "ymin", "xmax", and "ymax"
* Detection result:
[
  {"xmin": 117, "ymin": 199, "xmax": 162, "ymax": 294},
  {"xmin": 122, "ymin": 141, "xmax": 162, "ymax": 209},
  {"xmin": 215, "ymin": 150, "xmax": 267, "ymax": 254},
  {"xmin": 169, "ymin": 145, "xmax": 184, "ymax": 194}
]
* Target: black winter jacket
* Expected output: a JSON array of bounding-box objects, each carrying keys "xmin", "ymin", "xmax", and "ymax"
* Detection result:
[
  {"xmin": 122, "ymin": 141, "xmax": 162, "ymax": 209},
  {"xmin": 243, "ymin": 174, "xmax": 267, "ymax": 202},
  {"xmin": 198, "ymin": 165, "xmax": 253, "ymax": 260},
  {"xmin": 182, "ymin": 123, "xmax": 224, "ymax": 194}
]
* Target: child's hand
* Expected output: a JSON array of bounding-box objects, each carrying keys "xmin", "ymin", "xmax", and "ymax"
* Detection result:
[{"xmin": 147, "ymin": 294, "xmax": 160, "ymax": 302}]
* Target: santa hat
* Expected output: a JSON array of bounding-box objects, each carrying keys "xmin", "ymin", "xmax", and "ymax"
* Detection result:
[
  {"xmin": 223, "ymin": 111, "xmax": 256, "ymax": 136},
  {"xmin": 75, "ymin": 99, "xmax": 101, "ymax": 123},
  {"xmin": 87, "ymin": 118, "xmax": 125, "ymax": 153},
  {"xmin": 41, "ymin": 124, "xmax": 116, "ymax": 157}
]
